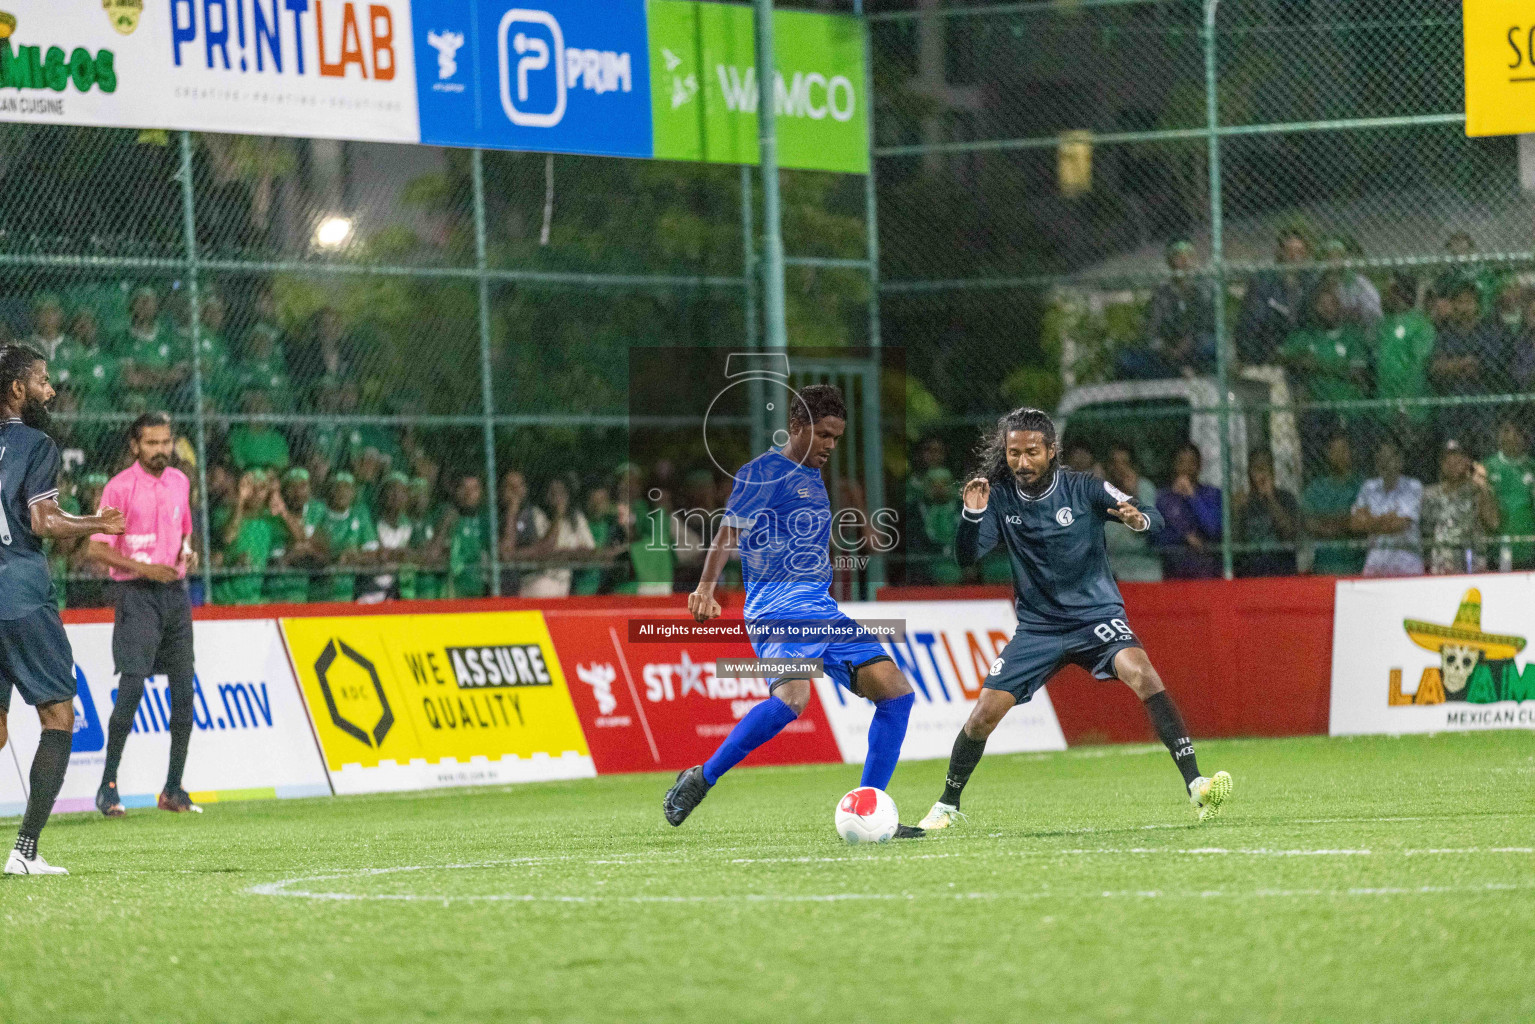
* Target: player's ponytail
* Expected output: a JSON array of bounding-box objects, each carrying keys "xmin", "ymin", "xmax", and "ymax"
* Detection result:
[{"xmin": 971, "ymin": 406, "xmax": 1058, "ymax": 484}]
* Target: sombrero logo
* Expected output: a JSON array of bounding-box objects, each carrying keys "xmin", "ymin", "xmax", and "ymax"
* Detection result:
[{"xmin": 1389, "ymin": 588, "xmax": 1534, "ymax": 707}]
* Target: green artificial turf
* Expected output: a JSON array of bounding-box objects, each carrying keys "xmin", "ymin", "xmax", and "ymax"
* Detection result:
[{"xmin": 1, "ymin": 731, "xmax": 1532, "ymax": 1024}]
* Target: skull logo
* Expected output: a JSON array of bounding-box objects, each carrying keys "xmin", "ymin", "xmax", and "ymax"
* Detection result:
[{"xmin": 1440, "ymin": 642, "xmax": 1479, "ymax": 695}]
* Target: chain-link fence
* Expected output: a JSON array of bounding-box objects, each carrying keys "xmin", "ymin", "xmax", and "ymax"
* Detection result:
[
  {"xmin": 875, "ymin": 0, "xmax": 1535, "ymax": 585},
  {"xmin": 2, "ymin": 122, "xmax": 886, "ymax": 608}
]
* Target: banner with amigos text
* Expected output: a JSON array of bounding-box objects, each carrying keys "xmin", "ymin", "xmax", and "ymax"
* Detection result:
[
  {"xmin": 0, "ymin": 619, "xmax": 330, "ymax": 817},
  {"xmin": 813, "ymin": 601, "xmax": 1067, "ymax": 764},
  {"xmin": 0, "ymin": 0, "xmax": 866, "ymax": 172},
  {"xmin": 1331, "ymin": 576, "xmax": 1535, "ymax": 736},
  {"xmin": 280, "ymin": 610, "xmax": 595, "ymax": 794},
  {"xmin": 541, "ymin": 608, "xmax": 842, "ymax": 775}
]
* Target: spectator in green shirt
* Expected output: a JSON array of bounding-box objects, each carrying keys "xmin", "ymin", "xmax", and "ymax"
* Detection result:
[
  {"xmin": 1445, "ymin": 232, "xmax": 1511, "ymax": 316},
  {"xmin": 226, "ymin": 390, "xmax": 292, "ymax": 473},
  {"xmin": 264, "ymin": 467, "xmax": 317, "ymax": 604},
  {"xmin": 1303, "ymin": 432, "xmax": 1365, "ymax": 576},
  {"xmin": 1282, "ymin": 287, "xmax": 1370, "ymax": 466},
  {"xmin": 1484, "ymin": 418, "xmax": 1535, "ymax": 570},
  {"xmin": 28, "ymin": 293, "xmax": 68, "ymax": 360},
  {"xmin": 118, "ymin": 286, "xmax": 187, "ymax": 413},
  {"xmin": 1371, "ymin": 274, "xmax": 1436, "ymax": 440},
  {"xmin": 212, "ymin": 469, "xmax": 279, "ymax": 605},
  {"xmin": 407, "ymin": 476, "xmax": 444, "ymax": 599},
  {"xmin": 435, "ymin": 473, "xmax": 491, "ymax": 598},
  {"xmin": 305, "ymin": 471, "xmax": 378, "ymax": 603},
  {"xmin": 573, "ymin": 484, "xmax": 625, "ymax": 595},
  {"xmin": 53, "ymin": 307, "xmax": 120, "ymax": 453},
  {"xmin": 240, "ymin": 323, "xmax": 293, "ymax": 411}
]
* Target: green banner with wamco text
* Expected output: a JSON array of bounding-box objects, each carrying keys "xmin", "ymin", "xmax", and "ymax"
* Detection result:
[{"xmin": 647, "ymin": 0, "xmax": 868, "ymax": 174}]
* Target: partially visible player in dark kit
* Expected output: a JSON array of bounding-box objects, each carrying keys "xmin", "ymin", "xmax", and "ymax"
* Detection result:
[
  {"xmin": 0, "ymin": 345, "xmax": 126, "ymax": 875},
  {"xmin": 919, "ymin": 407, "xmax": 1232, "ymax": 831}
]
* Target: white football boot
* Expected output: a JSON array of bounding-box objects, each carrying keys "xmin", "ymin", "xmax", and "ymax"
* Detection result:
[{"xmin": 5, "ymin": 849, "xmax": 69, "ymax": 875}]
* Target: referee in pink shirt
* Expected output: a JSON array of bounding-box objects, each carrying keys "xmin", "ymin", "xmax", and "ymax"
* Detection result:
[{"xmin": 85, "ymin": 412, "xmax": 202, "ymax": 816}]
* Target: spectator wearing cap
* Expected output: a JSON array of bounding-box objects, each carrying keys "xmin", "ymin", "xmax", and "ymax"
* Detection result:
[
  {"xmin": 1280, "ymin": 287, "xmax": 1369, "ymax": 460},
  {"xmin": 1370, "ymin": 274, "xmax": 1436, "ymax": 460},
  {"xmin": 1420, "ymin": 439, "xmax": 1498, "ymax": 576},
  {"xmin": 27, "ymin": 293, "xmax": 68, "ymax": 360},
  {"xmin": 363, "ymin": 472, "xmax": 420, "ymax": 602},
  {"xmin": 1431, "ymin": 280, "xmax": 1510, "ymax": 441},
  {"xmin": 1319, "ymin": 237, "xmax": 1381, "ymax": 333},
  {"xmin": 1483, "ymin": 419, "xmax": 1535, "ymax": 570},
  {"xmin": 264, "ymin": 467, "xmax": 315, "ymax": 605},
  {"xmin": 1238, "ymin": 229, "xmax": 1319, "ymax": 366},
  {"xmin": 304, "ymin": 471, "xmax": 378, "ymax": 603},
  {"xmin": 1302, "ymin": 433, "xmax": 1364, "ymax": 576},
  {"xmin": 226, "ymin": 390, "xmax": 292, "ymax": 473},
  {"xmin": 1120, "ymin": 239, "xmax": 1217, "ymax": 380},
  {"xmin": 1350, "ymin": 438, "xmax": 1424, "ymax": 576}
]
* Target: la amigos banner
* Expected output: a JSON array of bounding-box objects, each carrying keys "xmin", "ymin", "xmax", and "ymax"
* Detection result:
[
  {"xmin": 0, "ymin": 619, "xmax": 330, "ymax": 817},
  {"xmin": 1330, "ymin": 576, "xmax": 1535, "ymax": 736},
  {"xmin": 0, "ymin": 0, "xmax": 867, "ymax": 172}
]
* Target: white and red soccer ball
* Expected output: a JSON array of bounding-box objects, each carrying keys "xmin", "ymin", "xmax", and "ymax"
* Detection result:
[{"xmin": 834, "ymin": 786, "xmax": 898, "ymax": 844}]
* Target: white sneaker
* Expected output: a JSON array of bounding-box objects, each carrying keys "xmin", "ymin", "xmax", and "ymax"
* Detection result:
[
  {"xmin": 917, "ymin": 801, "xmax": 968, "ymax": 831},
  {"xmin": 1189, "ymin": 770, "xmax": 1233, "ymax": 822},
  {"xmin": 4, "ymin": 849, "xmax": 68, "ymax": 875}
]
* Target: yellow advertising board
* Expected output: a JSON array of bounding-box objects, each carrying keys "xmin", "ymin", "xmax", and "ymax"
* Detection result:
[
  {"xmin": 1464, "ymin": 1, "xmax": 1535, "ymax": 136},
  {"xmin": 281, "ymin": 611, "xmax": 594, "ymax": 794}
]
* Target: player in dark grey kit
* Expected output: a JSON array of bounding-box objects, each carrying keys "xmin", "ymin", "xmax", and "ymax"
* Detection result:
[
  {"xmin": 0, "ymin": 345, "xmax": 126, "ymax": 875},
  {"xmin": 918, "ymin": 407, "xmax": 1232, "ymax": 830}
]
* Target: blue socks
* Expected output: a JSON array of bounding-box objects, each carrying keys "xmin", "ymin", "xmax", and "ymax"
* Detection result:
[
  {"xmin": 702, "ymin": 695, "xmax": 799, "ymax": 785},
  {"xmin": 860, "ymin": 692, "xmax": 914, "ymax": 790}
]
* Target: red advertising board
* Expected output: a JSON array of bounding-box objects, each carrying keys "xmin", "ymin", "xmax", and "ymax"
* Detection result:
[{"xmin": 542, "ymin": 609, "xmax": 843, "ymax": 774}]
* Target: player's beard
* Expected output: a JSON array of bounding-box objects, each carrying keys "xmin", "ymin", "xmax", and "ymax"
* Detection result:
[
  {"xmin": 19, "ymin": 395, "xmax": 50, "ymax": 431},
  {"xmin": 1015, "ymin": 462, "xmax": 1054, "ymax": 495}
]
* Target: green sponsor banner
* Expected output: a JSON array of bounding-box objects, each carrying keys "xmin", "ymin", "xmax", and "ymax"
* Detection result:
[{"xmin": 648, "ymin": 0, "xmax": 868, "ymax": 174}]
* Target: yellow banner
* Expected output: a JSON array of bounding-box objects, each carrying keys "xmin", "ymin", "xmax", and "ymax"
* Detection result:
[
  {"xmin": 281, "ymin": 612, "xmax": 590, "ymax": 773},
  {"xmin": 1464, "ymin": 1, "xmax": 1535, "ymax": 136}
]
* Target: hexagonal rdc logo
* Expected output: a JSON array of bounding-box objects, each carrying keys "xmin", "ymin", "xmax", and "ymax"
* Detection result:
[{"xmin": 315, "ymin": 638, "xmax": 394, "ymax": 747}]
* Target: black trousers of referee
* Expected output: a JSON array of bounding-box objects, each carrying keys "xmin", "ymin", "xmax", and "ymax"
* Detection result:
[{"xmin": 100, "ymin": 580, "xmax": 196, "ymax": 793}]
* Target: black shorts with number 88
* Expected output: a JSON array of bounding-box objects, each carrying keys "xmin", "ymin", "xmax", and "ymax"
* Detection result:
[{"xmin": 983, "ymin": 615, "xmax": 1142, "ymax": 705}]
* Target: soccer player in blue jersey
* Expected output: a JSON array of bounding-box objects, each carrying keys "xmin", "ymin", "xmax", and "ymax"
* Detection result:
[
  {"xmin": 664, "ymin": 385, "xmax": 922, "ymax": 835},
  {"xmin": 918, "ymin": 407, "xmax": 1232, "ymax": 830},
  {"xmin": 0, "ymin": 345, "xmax": 127, "ymax": 875}
]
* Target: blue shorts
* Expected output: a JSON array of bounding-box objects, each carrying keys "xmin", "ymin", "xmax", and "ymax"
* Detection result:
[
  {"xmin": 749, "ymin": 608, "xmax": 891, "ymax": 696},
  {"xmin": 0, "ymin": 604, "xmax": 78, "ymax": 713},
  {"xmin": 984, "ymin": 615, "xmax": 1142, "ymax": 705}
]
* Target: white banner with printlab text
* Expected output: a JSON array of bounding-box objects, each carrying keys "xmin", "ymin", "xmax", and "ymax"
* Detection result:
[
  {"xmin": 1330, "ymin": 575, "xmax": 1535, "ymax": 736},
  {"xmin": 1, "ymin": 619, "xmax": 330, "ymax": 817},
  {"xmin": 811, "ymin": 601, "xmax": 1067, "ymax": 764},
  {"xmin": 0, "ymin": 1, "xmax": 420, "ymax": 142}
]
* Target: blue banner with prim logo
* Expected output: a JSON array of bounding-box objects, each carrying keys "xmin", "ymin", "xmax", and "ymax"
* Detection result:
[{"xmin": 411, "ymin": 0, "xmax": 653, "ymax": 158}]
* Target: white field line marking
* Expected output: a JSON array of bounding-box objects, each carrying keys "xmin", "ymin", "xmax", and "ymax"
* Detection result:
[
  {"xmin": 725, "ymin": 848, "xmax": 1377, "ymax": 865},
  {"xmin": 247, "ymin": 862, "xmax": 1535, "ymax": 905}
]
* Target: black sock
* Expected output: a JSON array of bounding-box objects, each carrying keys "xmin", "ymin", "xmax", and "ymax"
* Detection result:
[
  {"xmin": 102, "ymin": 674, "xmax": 147, "ymax": 787},
  {"xmin": 1143, "ymin": 690, "xmax": 1201, "ymax": 787},
  {"xmin": 19, "ymin": 728, "xmax": 73, "ymax": 854},
  {"xmin": 165, "ymin": 674, "xmax": 195, "ymax": 792},
  {"xmin": 940, "ymin": 730, "xmax": 988, "ymax": 807}
]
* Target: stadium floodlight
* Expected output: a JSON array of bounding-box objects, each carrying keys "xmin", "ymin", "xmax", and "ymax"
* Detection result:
[{"xmin": 313, "ymin": 215, "xmax": 354, "ymax": 249}]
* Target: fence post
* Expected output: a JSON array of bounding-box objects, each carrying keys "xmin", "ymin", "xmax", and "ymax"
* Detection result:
[
  {"xmin": 741, "ymin": 165, "xmax": 768, "ymax": 454},
  {"xmin": 753, "ymin": 0, "xmax": 788, "ymax": 352},
  {"xmin": 858, "ymin": 1, "xmax": 886, "ymax": 598},
  {"xmin": 1203, "ymin": 0, "xmax": 1233, "ymax": 580},
  {"xmin": 176, "ymin": 132, "xmax": 215, "ymax": 600},
  {"xmin": 471, "ymin": 149, "xmax": 503, "ymax": 597}
]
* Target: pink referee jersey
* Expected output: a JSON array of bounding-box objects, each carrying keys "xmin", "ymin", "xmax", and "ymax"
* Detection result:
[{"xmin": 91, "ymin": 461, "xmax": 193, "ymax": 581}]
